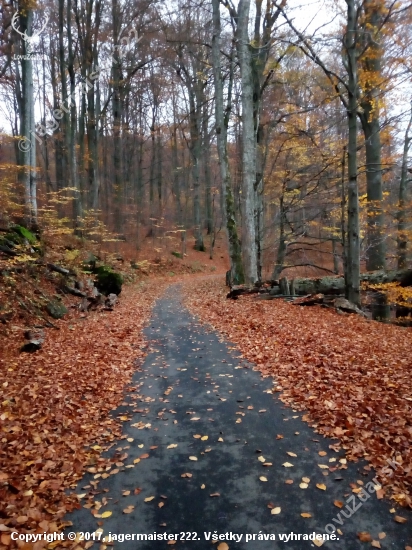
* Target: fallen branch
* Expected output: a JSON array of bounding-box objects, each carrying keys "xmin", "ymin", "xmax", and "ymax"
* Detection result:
[{"xmin": 47, "ymin": 263, "xmax": 72, "ymax": 276}]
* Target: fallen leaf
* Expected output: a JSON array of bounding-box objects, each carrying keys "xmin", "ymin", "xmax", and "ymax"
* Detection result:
[
  {"xmin": 210, "ymin": 493, "xmax": 220, "ymax": 497},
  {"xmin": 200, "ymin": 484, "xmax": 205, "ymax": 489},
  {"xmin": 285, "ymin": 479, "xmax": 294, "ymax": 484},
  {"xmin": 217, "ymin": 544, "xmax": 229, "ymax": 550},
  {"xmin": 144, "ymin": 496, "xmax": 155, "ymax": 502},
  {"xmin": 158, "ymin": 502, "xmax": 164, "ymax": 508},
  {"xmin": 319, "ymin": 451, "xmax": 327, "ymax": 456},
  {"xmin": 299, "ymin": 483, "xmax": 308, "ymax": 489},
  {"xmin": 271, "ymin": 507, "xmax": 281, "ymax": 515},
  {"xmin": 259, "ymin": 476, "xmax": 268, "ymax": 482},
  {"xmin": 189, "ymin": 456, "xmax": 198, "ymax": 461},
  {"xmin": 201, "ymin": 435, "xmax": 208, "ymax": 441},
  {"xmin": 283, "ymin": 462, "xmax": 293, "ymax": 467},
  {"xmin": 101, "ymin": 511, "xmax": 112, "ymax": 518},
  {"xmin": 193, "ymin": 434, "xmax": 201, "ymax": 439},
  {"xmin": 133, "ymin": 458, "xmax": 141, "ymax": 464},
  {"xmin": 139, "ymin": 453, "xmax": 149, "ymax": 459},
  {"xmin": 167, "ymin": 444, "xmax": 178, "ymax": 449},
  {"xmin": 371, "ymin": 542, "xmax": 381, "ymax": 549},
  {"xmin": 357, "ymin": 532, "xmax": 372, "ymax": 542},
  {"xmin": 190, "ymin": 417, "xmax": 200, "ymax": 421},
  {"xmin": 394, "ymin": 516, "xmax": 407, "ymax": 524},
  {"xmin": 287, "ymin": 452, "xmax": 297, "ymax": 457},
  {"xmin": 378, "ymin": 533, "xmax": 386, "ymax": 540},
  {"xmin": 258, "ymin": 456, "xmax": 266, "ymax": 462},
  {"xmin": 301, "ymin": 513, "xmax": 312, "ymax": 518},
  {"xmin": 316, "ymin": 483, "xmax": 327, "ymax": 491},
  {"xmin": 313, "ymin": 539, "xmax": 324, "ymax": 547},
  {"xmin": 122, "ymin": 490, "xmax": 131, "ymax": 496},
  {"xmin": 334, "ymin": 500, "xmax": 344, "ymax": 508},
  {"xmin": 302, "ymin": 477, "xmax": 310, "ymax": 483},
  {"xmin": 123, "ymin": 506, "xmax": 134, "ymax": 514}
]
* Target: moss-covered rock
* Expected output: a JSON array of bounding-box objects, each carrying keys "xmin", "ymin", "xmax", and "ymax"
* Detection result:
[
  {"xmin": 46, "ymin": 300, "xmax": 68, "ymax": 319},
  {"xmin": 95, "ymin": 265, "xmax": 123, "ymax": 295},
  {"xmin": 10, "ymin": 225, "xmax": 37, "ymax": 245}
]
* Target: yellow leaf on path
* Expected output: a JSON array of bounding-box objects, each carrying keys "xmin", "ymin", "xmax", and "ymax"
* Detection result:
[
  {"xmin": 127, "ymin": 438, "xmax": 134, "ymax": 442},
  {"xmin": 201, "ymin": 436, "xmax": 208, "ymax": 441},
  {"xmin": 144, "ymin": 496, "xmax": 155, "ymax": 502},
  {"xmin": 299, "ymin": 483, "xmax": 308, "ymax": 489},
  {"xmin": 191, "ymin": 417, "xmax": 200, "ymax": 421},
  {"xmin": 158, "ymin": 502, "xmax": 164, "ymax": 508},
  {"xmin": 101, "ymin": 511, "xmax": 112, "ymax": 518},
  {"xmin": 334, "ymin": 500, "xmax": 344, "ymax": 508},
  {"xmin": 193, "ymin": 434, "xmax": 201, "ymax": 439},
  {"xmin": 123, "ymin": 506, "xmax": 134, "ymax": 514},
  {"xmin": 133, "ymin": 458, "xmax": 141, "ymax": 464},
  {"xmin": 394, "ymin": 515, "xmax": 407, "ymax": 524},
  {"xmin": 258, "ymin": 456, "xmax": 266, "ymax": 462},
  {"xmin": 189, "ymin": 456, "xmax": 198, "ymax": 461},
  {"xmin": 167, "ymin": 444, "xmax": 178, "ymax": 449},
  {"xmin": 316, "ymin": 483, "xmax": 327, "ymax": 491},
  {"xmin": 119, "ymin": 416, "xmax": 128, "ymax": 421},
  {"xmin": 319, "ymin": 451, "xmax": 327, "ymax": 456},
  {"xmin": 287, "ymin": 452, "xmax": 297, "ymax": 457},
  {"xmin": 122, "ymin": 490, "xmax": 131, "ymax": 496},
  {"xmin": 313, "ymin": 539, "xmax": 324, "ymax": 547},
  {"xmin": 259, "ymin": 476, "xmax": 268, "ymax": 482},
  {"xmin": 371, "ymin": 542, "xmax": 381, "ymax": 549},
  {"xmin": 218, "ymin": 437, "xmax": 224, "ymax": 442},
  {"xmin": 378, "ymin": 533, "xmax": 386, "ymax": 539},
  {"xmin": 138, "ymin": 444, "xmax": 144, "ymax": 448},
  {"xmin": 217, "ymin": 543, "xmax": 229, "ymax": 550},
  {"xmin": 201, "ymin": 484, "xmax": 206, "ymax": 489},
  {"xmin": 283, "ymin": 462, "xmax": 293, "ymax": 467},
  {"xmin": 236, "ymin": 418, "xmax": 242, "ymax": 423},
  {"xmin": 301, "ymin": 513, "xmax": 312, "ymax": 518},
  {"xmin": 302, "ymin": 477, "xmax": 310, "ymax": 483},
  {"xmin": 318, "ymin": 464, "xmax": 329, "ymax": 469},
  {"xmin": 271, "ymin": 507, "xmax": 281, "ymax": 515}
]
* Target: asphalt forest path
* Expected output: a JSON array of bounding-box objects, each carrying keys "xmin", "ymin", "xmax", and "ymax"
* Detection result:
[{"xmin": 68, "ymin": 287, "xmax": 412, "ymax": 550}]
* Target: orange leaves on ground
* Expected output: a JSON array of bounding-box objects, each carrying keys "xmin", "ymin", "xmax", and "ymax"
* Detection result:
[
  {"xmin": 0, "ymin": 280, "xmax": 168, "ymax": 542},
  {"xmin": 185, "ymin": 279, "xmax": 412, "ymax": 508}
]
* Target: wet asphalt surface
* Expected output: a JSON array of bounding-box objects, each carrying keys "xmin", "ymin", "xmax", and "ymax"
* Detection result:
[{"xmin": 67, "ymin": 289, "xmax": 412, "ymax": 549}]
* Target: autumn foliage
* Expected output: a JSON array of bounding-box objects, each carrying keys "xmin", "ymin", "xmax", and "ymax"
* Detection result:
[
  {"xmin": 185, "ymin": 278, "xmax": 412, "ymax": 508},
  {"xmin": 0, "ymin": 280, "xmax": 169, "ymax": 546}
]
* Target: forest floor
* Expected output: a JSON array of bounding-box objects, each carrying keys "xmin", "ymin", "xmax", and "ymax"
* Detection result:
[{"xmin": 1, "ymin": 269, "xmax": 411, "ymax": 549}]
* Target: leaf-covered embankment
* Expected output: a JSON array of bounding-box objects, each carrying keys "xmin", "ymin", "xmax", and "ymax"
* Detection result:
[
  {"xmin": 185, "ymin": 278, "xmax": 412, "ymax": 508},
  {"xmin": 0, "ymin": 279, "xmax": 170, "ymax": 543}
]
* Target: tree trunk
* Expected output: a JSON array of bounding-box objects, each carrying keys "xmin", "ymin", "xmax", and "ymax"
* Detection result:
[
  {"xmin": 359, "ymin": 0, "xmax": 385, "ymax": 271},
  {"xmin": 397, "ymin": 103, "xmax": 412, "ymax": 269},
  {"xmin": 345, "ymin": 0, "xmax": 360, "ymax": 307},
  {"xmin": 236, "ymin": 0, "xmax": 258, "ymax": 284},
  {"xmin": 211, "ymin": 0, "xmax": 244, "ymax": 284}
]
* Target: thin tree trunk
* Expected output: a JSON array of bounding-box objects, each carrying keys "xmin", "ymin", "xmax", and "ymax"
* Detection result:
[
  {"xmin": 397, "ymin": 103, "xmax": 412, "ymax": 269},
  {"xmin": 236, "ymin": 0, "xmax": 258, "ymax": 284},
  {"xmin": 212, "ymin": 0, "xmax": 244, "ymax": 283},
  {"xmin": 345, "ymin": 0, "xmax": 360, "ymax": 307}
]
